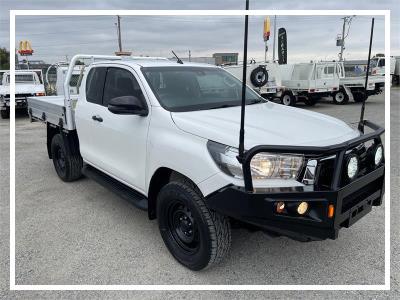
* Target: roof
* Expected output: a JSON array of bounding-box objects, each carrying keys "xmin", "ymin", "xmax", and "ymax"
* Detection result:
[{"xmin": 92, "ymin": 58, "xmax": 218, "ymax": 68}]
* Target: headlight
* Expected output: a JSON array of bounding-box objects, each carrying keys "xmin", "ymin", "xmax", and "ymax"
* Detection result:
[
  {"xmin": 207, "ymin": 141, "xmax": 304, "ymax": 180},
  {"xmin": 374, "ymin": 145, "xmax": 383, "ymax": 166},
  {"xmin": 346, "ymin": 155, "xmax": 359, "ymax": 180}
]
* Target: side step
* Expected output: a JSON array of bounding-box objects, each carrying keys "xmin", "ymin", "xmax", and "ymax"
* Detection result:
[{"xmin": 82, "ymin": 164, "xmax": 148, "ymax": 211}]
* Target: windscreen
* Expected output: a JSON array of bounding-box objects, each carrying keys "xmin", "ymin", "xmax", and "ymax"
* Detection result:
[
  {"xmin": 9, "ymin": 74, "xmax": 36, "ymax": 83},
  {"xmin": 142, "ymin": 66, "xmax": 263, "ymax": 112}
]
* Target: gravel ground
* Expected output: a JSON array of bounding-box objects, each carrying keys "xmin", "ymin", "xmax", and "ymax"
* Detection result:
[{"xmin": 0, "ymin": 88, "xmax": 399, "ymax": 299}]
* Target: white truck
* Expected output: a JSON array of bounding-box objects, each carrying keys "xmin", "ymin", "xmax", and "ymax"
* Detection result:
[
  {"xmin": 27, "ymin": 54, "xmax": 385, "ymax": 270},
  {"xmin": 370, "ymin": 55, "xmax": 386, "ymax": 76},
  {"xmin": 276, "ymin": 62, "xmax": 340, "ymax": 106},
  {"xmin": 391, "ymin": 56, "xmax": 400, "ymax": 85},
  {"xmin": 0, "ymin": 69, "xmax": 46, "ymax": 119},
  {"xmin": 332, "ymin": 62, "xmax": 385, "ymax": 105},
  {"xmin": 223, "ymin": 61, "xmax": 280, "ymax": 98}
]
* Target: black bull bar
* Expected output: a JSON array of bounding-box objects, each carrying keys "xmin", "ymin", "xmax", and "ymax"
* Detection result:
[{"xmin": 205, "ymin": 120, "xmax": 385, "ymax": 241}]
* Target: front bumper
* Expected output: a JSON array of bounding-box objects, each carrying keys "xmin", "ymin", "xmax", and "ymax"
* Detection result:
[
  {"xmin": 205, "ymin": 120, "xmax": 385, "ymax": 241},
  {"xmin": 205, "ymin": 166, "xmax": 384, "ymax": 241}
]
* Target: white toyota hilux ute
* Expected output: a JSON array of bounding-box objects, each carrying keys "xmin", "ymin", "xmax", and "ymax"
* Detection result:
[{"xmin": 27, "ymin": 55, "xmax": 385, "ymax": 270}]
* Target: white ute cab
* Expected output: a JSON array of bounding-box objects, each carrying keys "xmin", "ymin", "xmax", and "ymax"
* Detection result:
[{"xmin": 27, "ymin": 55, "xmax": 385, "ymax": 270}]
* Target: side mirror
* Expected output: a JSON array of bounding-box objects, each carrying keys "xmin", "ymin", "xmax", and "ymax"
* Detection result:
[{"xmin": 108, "ymin": 95, "xmax": 148, "ymax": 116}]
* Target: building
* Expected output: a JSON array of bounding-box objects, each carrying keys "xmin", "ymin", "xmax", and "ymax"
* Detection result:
[{"xmin": 212, "ymin": 53, "xmax": 239, "ymax": 66}]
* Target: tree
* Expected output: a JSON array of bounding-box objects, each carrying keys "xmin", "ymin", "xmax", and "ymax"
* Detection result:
[{"xmin": 0, "ymin": 48, "xmax": 10, "ymax": 70}]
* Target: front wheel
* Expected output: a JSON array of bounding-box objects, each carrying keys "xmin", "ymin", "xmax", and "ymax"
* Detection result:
[{"xmin": 157, "ymin": 181, "xmax": 231, "ymax": 270}]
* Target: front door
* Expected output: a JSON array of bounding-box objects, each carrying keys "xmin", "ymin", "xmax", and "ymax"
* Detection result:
[{"xmin": 76, "ymin": 65, "xmax": 150, "ymax": 193}]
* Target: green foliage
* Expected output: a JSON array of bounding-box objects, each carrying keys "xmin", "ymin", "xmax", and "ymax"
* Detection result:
[{"xmin": 0, "ymin": 48, "xmax": 10, "ymax": 70}]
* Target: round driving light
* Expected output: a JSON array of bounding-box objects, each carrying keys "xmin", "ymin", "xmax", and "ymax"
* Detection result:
[
  {"xmin": 297, "ymin": 202, "xmax": 309, "ymax": 215},
  {"xmin": 374, "ymin": 145, "xmax": 383, "ymax": 166},
  {"xmin": 346, "ymin": 155, "xmax": 359, "ymax": 180}
]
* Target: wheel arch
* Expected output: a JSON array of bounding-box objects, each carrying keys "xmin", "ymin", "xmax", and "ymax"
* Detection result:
[{"xmin": 147, "ymin": 167, "xmax": 201, "ymax": 220}]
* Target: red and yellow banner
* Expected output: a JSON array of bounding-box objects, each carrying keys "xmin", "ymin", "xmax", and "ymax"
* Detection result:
[{"xmin": 263, "ymin": 17, "xmax": 271, "ymax": 41}]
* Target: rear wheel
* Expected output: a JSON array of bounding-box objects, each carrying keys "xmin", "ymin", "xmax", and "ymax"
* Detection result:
[
  {"xmin": 1, "ymin": 109, "xmax": 9, "ymax": 119},
  {"xmin": 157, "ymin": 180, "xmax": 231, "ymax": 270},
  {"xmin": 51, "ymin": 134, "xmax": 83, "ymax": 182},
  {"xmin": 281, "ymin": 92, "xmax": 296, "ymax": 106},
  {"xmin": 303, "ymin": 96, "xmax": 317, "ymax": 106},
  {"xmin": 353, "ymin": 91, "xmax": 368, "ymax": 103},
  {"xmin": 332, "ymin": 90, "xmax": 349, "ymax": 105}
]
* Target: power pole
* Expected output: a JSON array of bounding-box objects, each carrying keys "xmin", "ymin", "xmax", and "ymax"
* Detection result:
[
  {"xmin": 117, "ymin": 15, "xmax": 122, "ymax": 52},
  {"xmin": 339, "ymin": 16, "xmax": 355, "ymax": 61},
  {"xmin": 272, "ymin": 15, "xmax": 277, "ymax": 62}
]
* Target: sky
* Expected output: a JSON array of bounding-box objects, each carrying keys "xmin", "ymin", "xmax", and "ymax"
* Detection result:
[{"xmin": 0, "ymin": 0, "xmax": 398, "ymax": 64}]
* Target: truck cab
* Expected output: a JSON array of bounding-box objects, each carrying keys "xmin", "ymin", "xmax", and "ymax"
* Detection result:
[
  {"xmin": 0, "ymin": 69, "xmax": 45, "ymax": 119},
  {"xmin": 27, "ymin": 55, "xmax": 385, "ymax": 271},
  {"xmin": 370, "ymin": 55, "xmax": 385, "ymax": 76}
]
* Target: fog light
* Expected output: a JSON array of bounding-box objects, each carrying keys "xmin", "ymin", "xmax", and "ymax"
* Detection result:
[
  {"xmin": 297, "ymin": 202, "xmax": 309, "ymax": 215},
  {"xmin": 346, "ymin": 155, "xmax": 359, "ymax": 180},
  {"xmin": 276, "ymin": 201, "xmax": 285, "ymax": 213},
  {"xmin": 374, "ymin": 145, "xmax": 383, "ymax": 166}
]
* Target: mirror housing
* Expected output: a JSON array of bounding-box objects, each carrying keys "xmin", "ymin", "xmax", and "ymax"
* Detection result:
[{"xmin": 107, "ymin": 95, "xmax": 148, "ymax": 116}]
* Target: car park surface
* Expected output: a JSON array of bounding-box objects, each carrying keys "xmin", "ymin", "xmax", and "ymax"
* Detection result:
[{"xmin": 0, "ymin": 88, "xmax": 399, "ymax": 299}]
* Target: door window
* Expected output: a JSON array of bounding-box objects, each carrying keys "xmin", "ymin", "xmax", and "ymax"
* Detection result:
[
  {"xmin": 103, "ymin": 67, "xmax": 144, "ymax": 107},
  {"xmin": 86, "ymin": 67, "xmax": 107, "ymax": 105}
]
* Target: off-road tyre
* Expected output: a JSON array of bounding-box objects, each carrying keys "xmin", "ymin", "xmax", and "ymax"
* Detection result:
[
  {"xmin": 1, "ymin": 109, "xmax": 9, "ymax": 119},
  {"xmin": 250, "ymin": 66, "xmax": 269, "ymax": 87},
  {"xmin": 157, "ymin": 180, "xmax": 231, "ymax": 271},
  {"xmin": 51, "ymin": 133, "xmax": 83, "ymax": 182},
  {"xmin": 332, "ymin": 90, "xmax": 349, "ymax": 105}
]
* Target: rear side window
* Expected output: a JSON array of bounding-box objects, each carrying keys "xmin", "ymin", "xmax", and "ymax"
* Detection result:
[
  {"xmin": 103, "ymin": 67, "xmax": 144, "ymax": 107},
  {"xmin": 86, "ymin": 67, "xmax": 107, "ymax": 105}
]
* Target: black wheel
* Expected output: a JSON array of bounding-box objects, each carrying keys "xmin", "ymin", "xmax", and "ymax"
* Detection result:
[
  {"xmin": 1, "ymin": 108, "xmax": 9, "ymax": 119},
  {"xmin": 157, "ymin": 180, "xmax": 231, "ymax": 270},
  {"xmin": 250, "ymin": 66, "xmax": 269, "ymax": 87},
  {"xmin": 303, "ymin": 96, "xmax": 317, "ymax": 106},
  {"xmin": 51, "ymin": 134, "xmax": 83, "ymax": 182},
  {"xmin": 280, "ymin": 92, "xmax": 296, "ymax": 106},
  {"xmin": 332, "ymin": 90, "xmax": 349, "ymax": 105},
  {"xmin": 353, "ymin": 91, "xmax": 368, "ymax": 103}
]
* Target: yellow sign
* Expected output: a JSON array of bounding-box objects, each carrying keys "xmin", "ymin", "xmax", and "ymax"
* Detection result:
[
  {"xmin": 18, "ymin": 40, "xmax": 33, "ymax": 56},
  {"xmin": 263, "ymin": 17, "xmax": 271, "ymax": 41}
]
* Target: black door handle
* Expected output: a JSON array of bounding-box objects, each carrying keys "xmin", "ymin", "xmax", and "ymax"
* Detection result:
[{"xmin": 92, "ymin": 115, "xmax": 103, "ymax": 122}]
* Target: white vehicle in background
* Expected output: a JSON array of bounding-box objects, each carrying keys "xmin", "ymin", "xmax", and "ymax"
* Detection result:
[
  {"xmin": 391, "ymin": 56, "xmax": 400, "ymax": 85},
  {"xmin": 332, "ymin": 62, "xmax": 385, "ymax": 105},
  {"xmin": 45, "ymin": 62, "xmax": 85, "ymax": 95},
  {"xmin": 277, "ymin": 62, "xmax": 340, "ymax": 106},
  {"xmin": 223, "ymin": 61, "xmax": 280, "ymax": 97},
  {"xmin": 0, "ymin": 69, "xmax": 46, "ymax": 119},
  {"xmin": 370, "ymin": 54, "xmax": 386, "ymax": 76}
]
